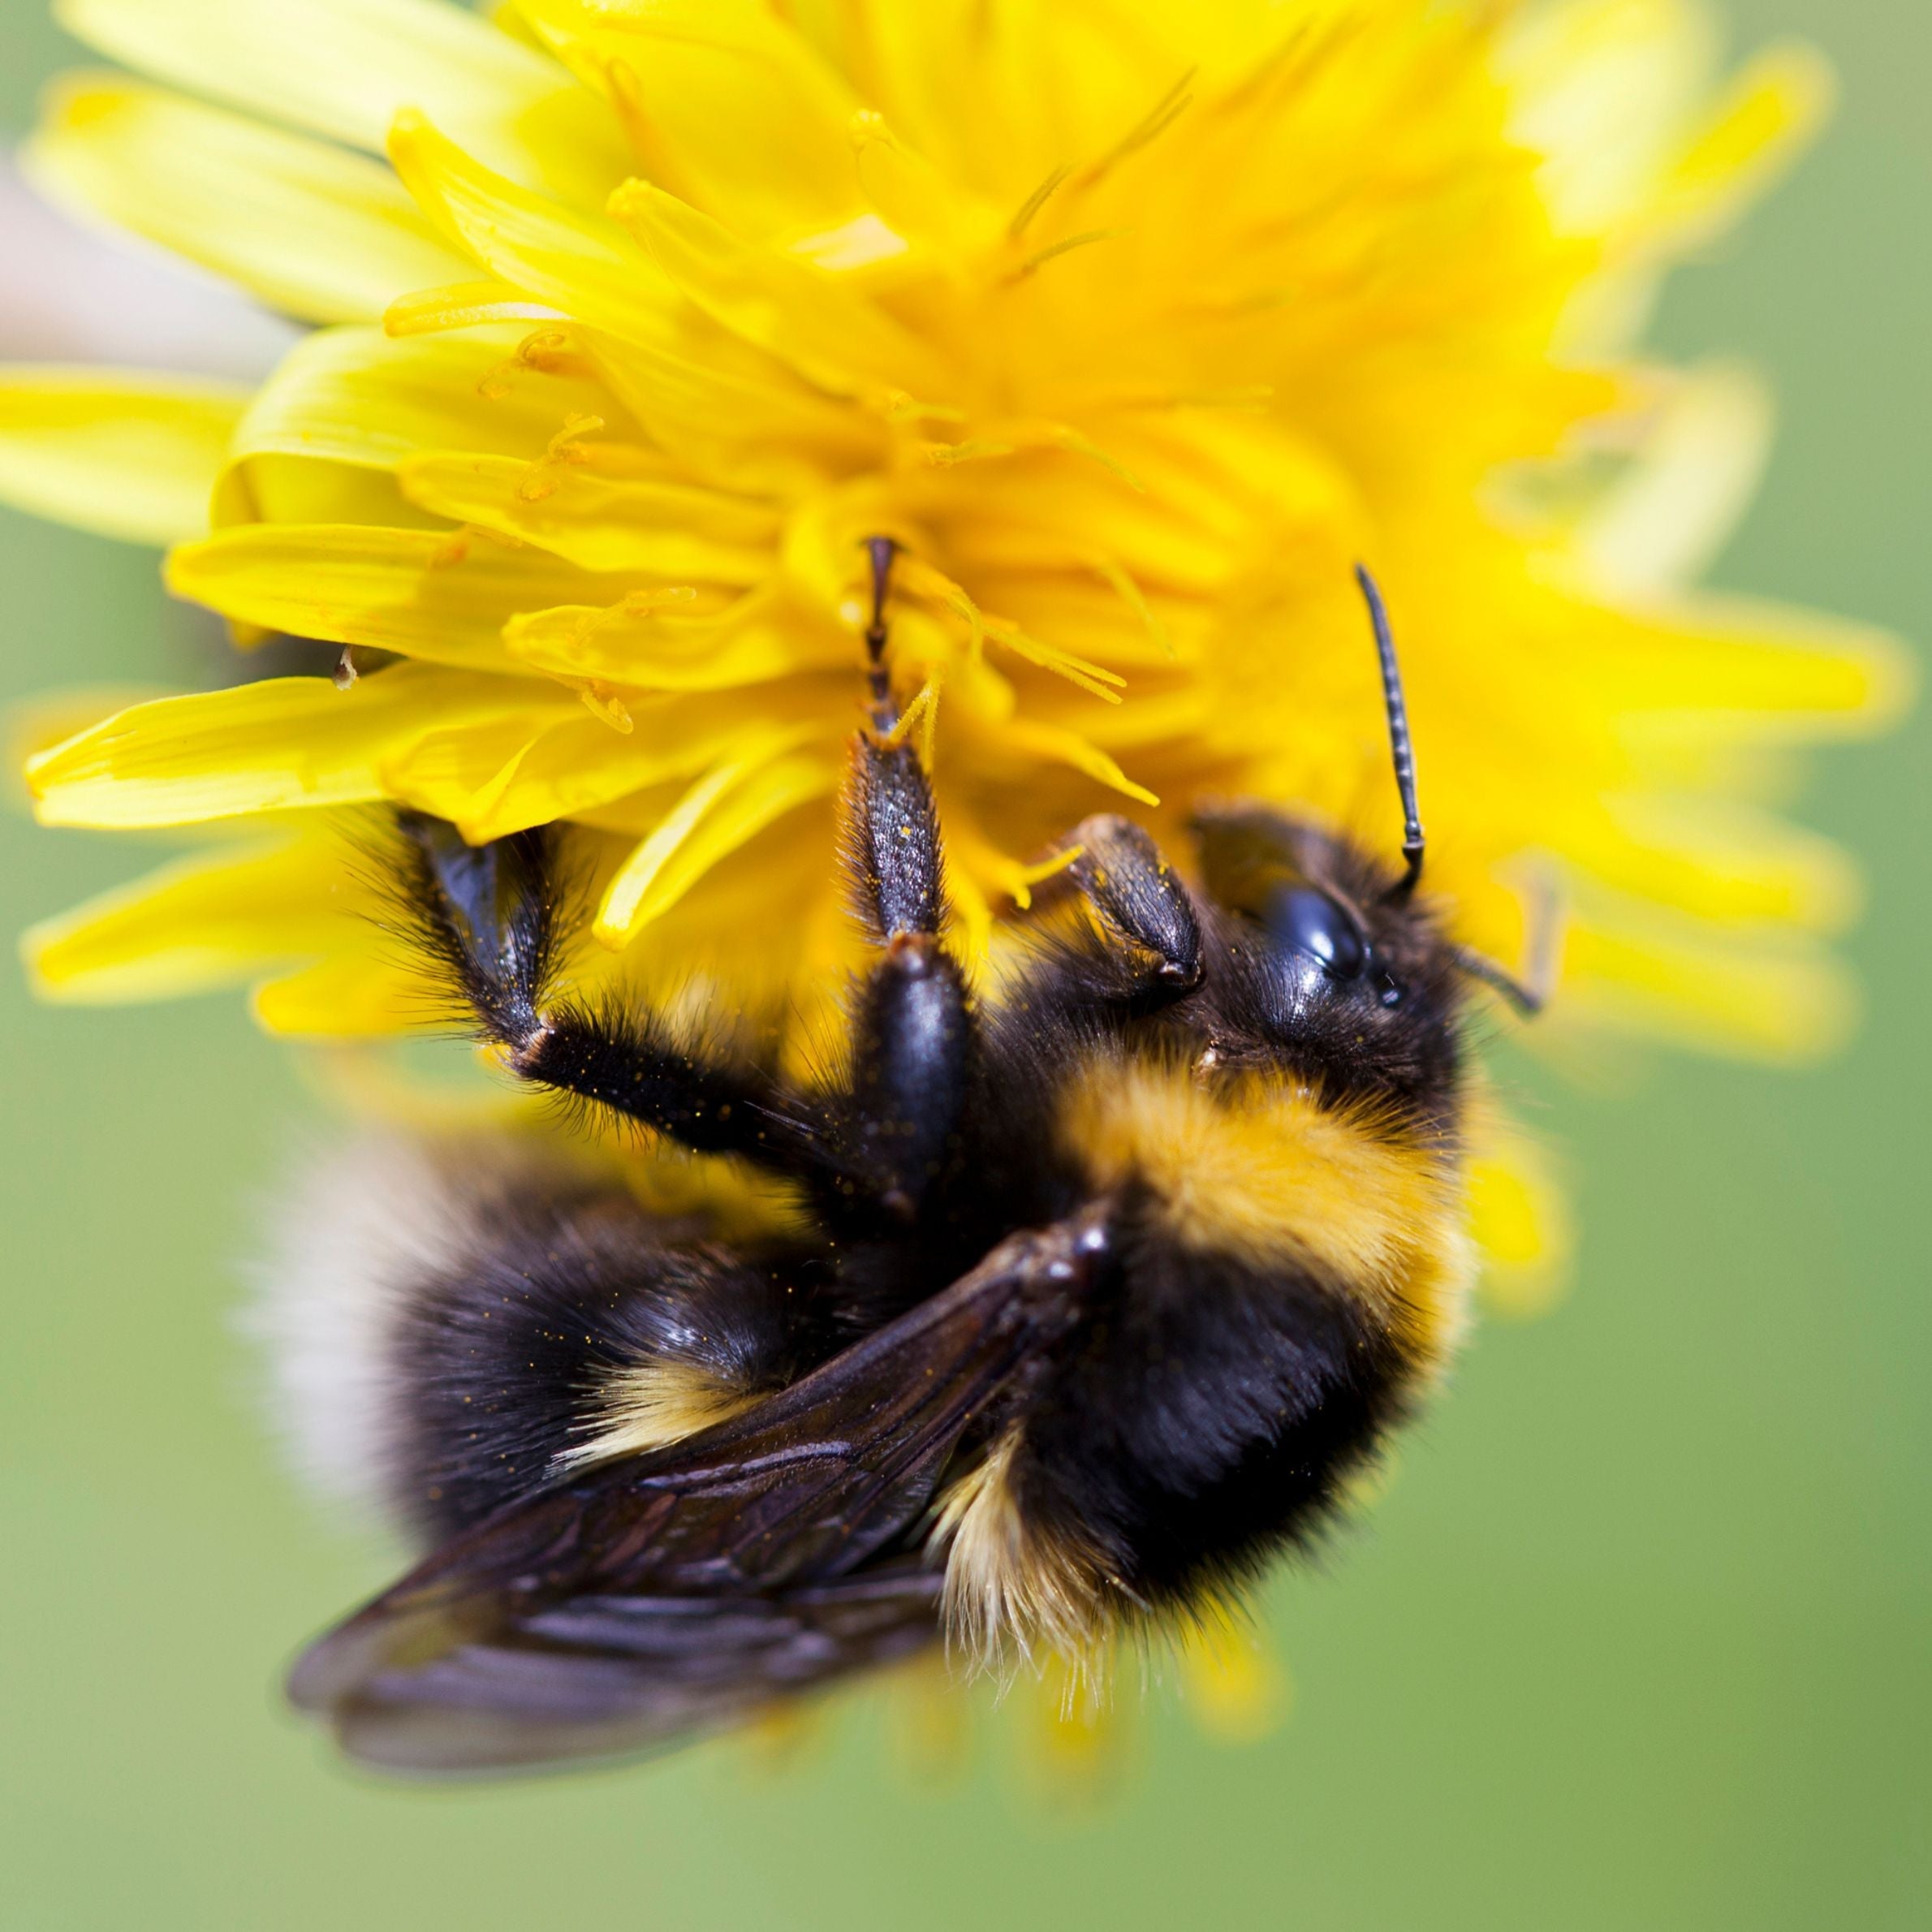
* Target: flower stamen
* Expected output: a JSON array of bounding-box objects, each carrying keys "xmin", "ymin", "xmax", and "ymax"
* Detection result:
[
  {"xmin": 1070, "ymin": 67, "xmax": 1197, "ymax": 192},
  {"xmin": 1007, "ymin": 162, "xmax": 1072, "ymax": 240},
  {"xmin": 517, "ymin": 413, "xmax": 606, "ymax": 503},
  {"xmin": 1004, "ymin": 226, "xmax": 1132, "ymax": 283}
]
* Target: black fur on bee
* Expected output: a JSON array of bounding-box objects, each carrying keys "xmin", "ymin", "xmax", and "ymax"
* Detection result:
[
  {"xmin": 378, "ymin": 1162, "xmax": 802, "ymax": 1545},
  {"xmin": 274, "ymin": 552, "xmax": 1546, "ymax": 1774}
]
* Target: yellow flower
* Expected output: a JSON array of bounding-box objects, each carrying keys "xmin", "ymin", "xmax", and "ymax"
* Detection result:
[
  {"xmin": 1, "ymin": 0, "xmax": 1905, "ymax": 1767},
  {"xmin": 5, "ymin": 0, "xmax": 1901, "ymax": 1089}
]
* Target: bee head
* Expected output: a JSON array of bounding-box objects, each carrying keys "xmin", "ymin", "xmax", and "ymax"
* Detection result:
[
  {"xmin": 1029, "ymin": 568, "xmax": 1540, "ymax": 1129},
  {"xmin": 1154, "ymin": 566, "xmax": 1549, "ymax": 1126},
  {"xmin": 1180, "ymin": 805, "xmax": 1467, "ymax": 1123}
]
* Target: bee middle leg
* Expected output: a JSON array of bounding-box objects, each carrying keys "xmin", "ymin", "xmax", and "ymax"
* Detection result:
[{"xmin": 386, "ymin": 539, "xmax": 977, "ymax": 1227}]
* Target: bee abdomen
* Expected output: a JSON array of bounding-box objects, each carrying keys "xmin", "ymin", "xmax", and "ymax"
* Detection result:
[{"xmin": 252, "ymin": 1139, "xmax": 800, "ymax": 1548}]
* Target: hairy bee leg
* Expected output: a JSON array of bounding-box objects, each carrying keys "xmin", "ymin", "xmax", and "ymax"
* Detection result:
[
  {"xmin": 841, "ymin": 720, "xmax": 971, "ymax": 1221},
  {"xmin": 838, "ymin": 537, "xmax": 973, "ymax": 1219},
  {"xmin": 845, "ymin": 536, "xmax": 943, "ymax": 944},
  {"xmin": 1037, "ymin": 813, "xmax": 1202, "ymax": 996},
  {"xmin": 844, "ymin": 924, "xmax": 970, "ymax": 1220},
  {"xmin": 393, "ymin": 812, "xmax": 838, "ymax": 1178}
]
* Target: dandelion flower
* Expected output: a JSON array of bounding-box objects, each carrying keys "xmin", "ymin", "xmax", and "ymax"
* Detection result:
[{"xmin": 3, "ymin": 0, "xmax": 1900, "ymax": 1080}]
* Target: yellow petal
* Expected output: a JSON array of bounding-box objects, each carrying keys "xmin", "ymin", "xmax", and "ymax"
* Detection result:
[
  {"xmin": 504, "ymin": 595, "xmax": 846, "ymax": 692},
  {"xmin": 892, "ymin": 558, "xmax": 1129, "ymax": 705},
  {"xmin": 223, "ymin": 326, "xmax": 616, "ymax": 487},
  {"xmin": 57, "ymin": 0, "xmax": 628, "ymax": 208},
  {"xmin": 399, "ymin": 447, "xmax": 779, "ymax": 580},
  {"xmin": 847, "ymin": 110, "xmax": 995, "ymax": 261},
  {"xmin": 388, "ymin": 112, "xmax": 681, "ymax": 351},
  {"xmin": 812, "ymin": 1, "xmax": 1065, "ymax": 202},
  {"xmin": 1560, "ymin": 894, "xmax": 1857, "ymax": 1063},
  {"xmin": 607, "ymin": 179, "xmax": 951, "ymax": 400},
  {"xmin": 595, "ymin": 743, "xmax": 837, "ymax": 944},
  {"xmin": 1468, "ymin": 1123, "xmax": 1576, "ymax": 1322},
  {"xmin": 1502, "ymin": 0, "xmax": 1722, "ymax": 240},
  {"xmin": 1505, "ymin": 10, "xmax": 1831, "ymax": 264},
  {"xmin": 378, "ymin": 691, "xmax": 804, "ymax": 842},
  {"xmin": 931, "ymin": 408, "xmax": 1353, "ymax": 600},
  {"xmin": 1605, "ymin": 597, "xmax": 1911, "ymax": 734},
  {"xmin": 1174, "ymin": 1610, "xmax": 1292, "ymax": 1745},
  {"xmin": 384, "ymin": 279, "xmax": 568, "ymax": 336},
  {"xmin": 166, "ymin": 524, "xmax": 631, "ymax": 673},
  {"xmin": 1593, "ymin": 791, "xmax": 1861, "ymax": 933},
  {"xmin": 929, "ymin": 806, "xmax": 998, "ymax": 967},
  {"xmin": 6, "ymin": 685, "xmax": 171, "ymax": 782},
  {"xmin": 0, "ymin": 369, "xmax": 244, "ymax": 544},
  {"xmin": 251, "ymin": 951, "xmax": 429, "ymax": 1036},
  {"xmin": 26, "ymin": 76, "xmax": 472, "ymax": 324},
  {"xmin": 1650, "ymin": 42, "xmax": 1834, "ymax": 252},
  {"xmin": 26, "ymin": 666, "xmax": 537, "ymax": 827},
  {"xmin": 787, "ymin": 212, "xmax": 912, "ymax": 278},
  {"xmin": 582, "ymin": 327, "xmax": 881, "ymax": 496},
  {"xmin": 1017, "ymin": 1651, "xmax": 1128, "ymax": 1801},
  {"xmin": 22, "ymin": 833, "xmax": 351, "ymax": 1003},
  {"xmin": 999, "ymin": 718, "xmax": 1158, "ymax": 807},
  {"xmin": 964, "ymin": 569, "xmax": 1181, "ymax": 674},
  {"xmin": 882, "ymin": 1654, "xmax": 972, "ymax": 1788},
  {"xmin": 1572, "ymin": 363, "xmax": 1772, "ymax": 593},
  {"xmin": 217, "ymin": 326, "xmax": 615, "ymax": 526},
  {"xmin": 515, "ymin": 0, "xmax": 864, "ymax": 242}
]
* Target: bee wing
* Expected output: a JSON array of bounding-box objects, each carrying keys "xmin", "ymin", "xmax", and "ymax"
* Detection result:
[
  {"xmin": 289, "ymin": 1215, "xmax": 1098, "ymax": 1773},
  {"xmin": 320, "ymin": 1563, "xmax": 945, "ymax": 1775}
]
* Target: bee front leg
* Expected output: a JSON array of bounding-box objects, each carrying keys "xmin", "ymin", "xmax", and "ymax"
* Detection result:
[{"xmin": 1037, "ymin": 813, "xmax": 1202, "ymax": 1002}]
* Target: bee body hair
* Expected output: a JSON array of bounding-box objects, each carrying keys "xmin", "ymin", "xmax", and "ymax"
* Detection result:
[
  {"xmin": 257, "ymin": 1139, "xmax": 822, "ymax": 1546},
  {"xmin": 912, "ymin": 985, "xmax": 1471, "ymax": 1653}
]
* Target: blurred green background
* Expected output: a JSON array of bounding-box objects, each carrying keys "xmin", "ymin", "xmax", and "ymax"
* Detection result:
[{"xmin": 2, "ymin": 2, "xmax": 1926, "ymax": 1927}]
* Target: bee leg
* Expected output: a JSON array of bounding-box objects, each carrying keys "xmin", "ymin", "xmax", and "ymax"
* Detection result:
[
  {"xmin": 391, "ymin": 810, "xmax": 839, "ymax": 1179},
  {"xmin": 843, "ymin": 910, "xmax": 970, "ymax": 1222},
  {"xmin": 1043, "ymin": 813, "xmax": 1202, "ymax": 994},
  {"xmin": 838, "ymin": 537, "xmax": 972, "ymax": 1221}
]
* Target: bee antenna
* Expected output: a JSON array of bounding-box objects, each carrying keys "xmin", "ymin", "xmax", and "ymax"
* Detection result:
[
  {"xmin": 1451, "ymin": 869, "xmax": 1563, "ymax": 1019},
  {"xmin": 863, "ymin": 534, "xmax": 899, "ymax": 732},
  {"xmin": 1354, "ymin": 563, "xmax": 1424, "ymax": 903}
]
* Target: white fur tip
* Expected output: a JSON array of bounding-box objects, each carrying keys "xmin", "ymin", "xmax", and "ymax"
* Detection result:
[{"xmin": 239, "ymin": 1138, "xmax": 468, "ymax": 1524}]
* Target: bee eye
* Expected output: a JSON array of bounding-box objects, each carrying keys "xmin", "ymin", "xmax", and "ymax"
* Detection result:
[{"xmin": 1263, "ymin": 883, "xmax": 1369, "ymax": 980}]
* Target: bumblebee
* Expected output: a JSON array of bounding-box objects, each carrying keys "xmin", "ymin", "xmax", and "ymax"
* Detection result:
[{"xmin": 273, "ymin": 546, "xmax": 1542, "ymax": 1773}]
